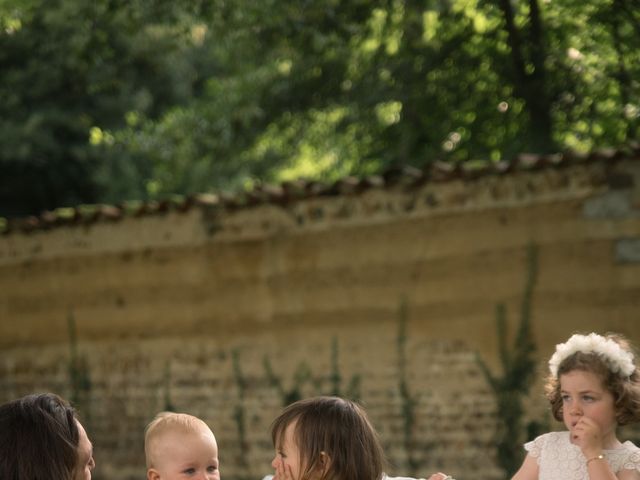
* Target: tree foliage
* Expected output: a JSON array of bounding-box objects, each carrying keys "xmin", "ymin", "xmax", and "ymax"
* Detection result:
[{"xmin": 1, "ymin": 0, "xmax": 639, "ymax": 217}]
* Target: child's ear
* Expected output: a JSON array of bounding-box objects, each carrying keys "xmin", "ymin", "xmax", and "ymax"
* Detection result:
[
  {"xmin": 147, "ymin": 468, "xmax": 161, "ymax": 480},
  {"xmin": 317, "ymin": 451, "xmax": 331, "ymax": 476}
]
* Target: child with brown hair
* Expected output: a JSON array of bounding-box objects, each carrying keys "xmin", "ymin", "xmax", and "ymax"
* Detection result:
[
  {"xmin": 269, "ymin": 395, "xmax": 452, "ymax": 480},
  {"xmin": 512, "ymin": 332, "xmax": 640, "ymax": 480},
  {"xmin": 145, "ymin": 411, "xmax": 219, "ymax": 480}
]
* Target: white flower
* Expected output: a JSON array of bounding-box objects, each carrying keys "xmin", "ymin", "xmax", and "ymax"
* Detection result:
[{"xmin": 549, "ymin": 333, "xmax": 635, "ymax": 378}]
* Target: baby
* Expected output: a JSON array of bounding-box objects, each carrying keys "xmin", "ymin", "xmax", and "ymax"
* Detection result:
[{"xmin": 145, "ymin": 412, "xmax": 220, "ymax": 480}]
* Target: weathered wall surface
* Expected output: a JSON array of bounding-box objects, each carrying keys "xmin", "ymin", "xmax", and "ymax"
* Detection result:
[{"xmin": 1, "ymin": 157, "xmax": 639, "ymax": 480}]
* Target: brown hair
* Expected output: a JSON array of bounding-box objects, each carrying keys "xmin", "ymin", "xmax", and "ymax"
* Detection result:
[
  {"xmin": 545, "ymin": 333, "xmax": 640, "ymax": 425},
  {"xmin": 0, "ymin": 393, "xmax": 80, "ymax": 480},
  {"xmin": 271, "ymin": 396, "xmax": 385, "ymax": 480}
]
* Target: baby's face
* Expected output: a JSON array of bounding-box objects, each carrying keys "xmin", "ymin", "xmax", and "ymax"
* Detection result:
[{"xmin": 151, "ymin": 429, "xmax": 220, "ymax": 480}]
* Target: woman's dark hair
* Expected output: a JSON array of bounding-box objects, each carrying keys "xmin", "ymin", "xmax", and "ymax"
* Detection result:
[
  {"xmin": 0, "ymin": 393, "xmax": 80, "ymax": 480},
  {"xmin": 271, "ymin": 396, "xmax": 385, "ymax": 480}
]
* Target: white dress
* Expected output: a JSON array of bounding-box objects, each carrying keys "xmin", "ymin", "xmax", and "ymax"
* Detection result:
[{"xmin": 525, "ymin": 431, "xmax": 640, "ymax": 479}]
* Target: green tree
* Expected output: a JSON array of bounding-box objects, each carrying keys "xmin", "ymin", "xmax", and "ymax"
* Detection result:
[
  {"xmin": 2, "ymin": 0, "xmax": 639, "ymax": 215},
  {"xmin": 0, "ymin": 0, "xmax": 211, "ymax": 216}
]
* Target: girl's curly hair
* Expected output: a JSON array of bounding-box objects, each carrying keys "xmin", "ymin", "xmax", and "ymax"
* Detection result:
[{"xmin": 545, "ymin": 333, "xmax": 640, "ymax": 425}]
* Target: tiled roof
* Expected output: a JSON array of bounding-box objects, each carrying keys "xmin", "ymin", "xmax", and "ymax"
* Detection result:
[{"xmin": 2, "ymin": 144, "xmax": 639, "ymax": 235}]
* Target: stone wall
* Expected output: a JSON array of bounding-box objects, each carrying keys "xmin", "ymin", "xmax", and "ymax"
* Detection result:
[{"xmin": 1, "ymin": 156, "xmax": 639, "ymax": 480}]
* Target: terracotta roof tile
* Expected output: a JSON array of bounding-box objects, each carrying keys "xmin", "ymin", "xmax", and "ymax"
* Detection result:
[
  {"xmin": 430, "ymin": 161, "xmax": 461, "ymax": 181},
  {"xmin": 2, "ymin": 144, "xmax": 639, "ymax": 234},
  {"xmin": 100, "ymin": 205, "xmax": 123, "ymax": 220},
  {"xmin": 460, "ymin": 161, "xmax": 494, "ymax": 179},
  {"xmin": 360, "ymin": 175, "xmax": 385, "ymax": 189}
]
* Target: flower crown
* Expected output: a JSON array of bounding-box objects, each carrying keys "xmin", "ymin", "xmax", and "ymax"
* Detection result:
[{"xmin": 549, "ymin": 333, "xmax": 635, "ymax": 378}]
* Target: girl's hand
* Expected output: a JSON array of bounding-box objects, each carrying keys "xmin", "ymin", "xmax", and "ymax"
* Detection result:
[
  {"xmin": 273, "ymin": 461, "xmax": 295, "ymax": 480},
  {"xmin": 570, "ymin": 417, "xmax": 604, "ymax": 458},
  {"xmin": 427, "ymin": 473, "xmax": 453, "ymax": 480}
]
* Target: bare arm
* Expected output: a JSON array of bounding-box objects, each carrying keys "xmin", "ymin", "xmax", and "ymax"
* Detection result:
[
  {"xmin": 617, "ymin": 468, "xmax": 640, "ymax": 480},
  {"xmin": 511, "ymin": 453, "xmax": 539, "ymax": 480}
]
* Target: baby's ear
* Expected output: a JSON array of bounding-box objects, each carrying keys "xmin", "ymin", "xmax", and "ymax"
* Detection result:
[{"xmin": 147, "ymin": 468, "xmax": 161, "ymax": 480}]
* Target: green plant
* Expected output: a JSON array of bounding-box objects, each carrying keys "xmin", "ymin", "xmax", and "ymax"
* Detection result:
[
  {"xmin": 163, "ymin": 360, "xmax": 175, "ymax": 412},
  {"xmin": 263, "ymin": 337, "xmax": 361, "ymax": 406},
  {"xmin": 478, "ymin": 243, "xmax": 539, "ymax": 479},
  {"xmin": 397, "ymin": 298, "xmax": 420, "ymax": 473},
  {"xmin": 67, "ymin": 311, "xmax": 92, "ymax": 414},
  {"xmin": 263, "ymin": 356, "xmax": 316, "ymax": 406},
  {"xmin": 231, "ymin": 348, "xmax": 249, "ymax": 465},
  {"xmin": 330, "ymin": 337, "xmax": 361, "ymax": 400}
]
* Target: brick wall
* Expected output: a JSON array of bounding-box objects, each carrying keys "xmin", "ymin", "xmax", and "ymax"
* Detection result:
[{"xmin": 1, "ymin": 157, "xmax": 639, "ymax": 480}]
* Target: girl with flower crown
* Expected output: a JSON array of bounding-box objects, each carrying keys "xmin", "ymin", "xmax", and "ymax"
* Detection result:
[{"xmin": 512, "ymin": 332, "xmax": 640, "ymax": 480}]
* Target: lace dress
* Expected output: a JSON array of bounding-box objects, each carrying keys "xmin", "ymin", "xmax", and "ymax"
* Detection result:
[{"xmin": 525, "ymin": 431, "xmax": 640, "ymax": 480}]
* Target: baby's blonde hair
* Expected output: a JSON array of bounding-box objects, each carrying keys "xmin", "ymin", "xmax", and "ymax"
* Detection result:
[{"xmin": 144, "ymin": 412, "xmax": 213, "ymax": 468}]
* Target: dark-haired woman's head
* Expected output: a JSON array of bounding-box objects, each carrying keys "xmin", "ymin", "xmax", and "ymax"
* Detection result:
[{"xmin": 0, "ymin": 393, "xmax": 95, "ymax": 480}]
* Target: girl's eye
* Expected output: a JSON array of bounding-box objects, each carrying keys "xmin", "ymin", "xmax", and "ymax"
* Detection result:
[
  {"xmin": 583, "ymin": 395, "xmax": 595, "ymax": 402},
  {"xmin": 561, "ymin": 395, "xmax": 570, "ymax": 402}
]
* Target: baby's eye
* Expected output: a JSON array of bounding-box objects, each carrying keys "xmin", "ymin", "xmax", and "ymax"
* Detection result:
[
  {"xmin": 182, "ymin": 468, "xmax": 196, "ymax": 475},
  {"xmin": 207, "ymin": 465, "xmax": 218, "ymax": 473}
]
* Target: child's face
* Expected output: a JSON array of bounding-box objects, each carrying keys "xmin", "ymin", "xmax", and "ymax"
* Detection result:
[
  {"xmin": 271, "ymin": 420, "xmax": 304, "ymax": 480},
  {"xmin": 149, "ymin": 429, "xmax": 219, "ymax": 480},
  {"xmin": 560, "ymin": 369, "xmax": 618, "ymax": 442}
]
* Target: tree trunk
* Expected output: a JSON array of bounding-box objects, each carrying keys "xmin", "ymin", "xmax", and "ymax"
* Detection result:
[
  {"xmin": 611, "ymin": 0, "xmax": 634, "ymax": 139},
  {"xmin": 497, "ymin": 0, "xmax": 555, "ymax": 152}
]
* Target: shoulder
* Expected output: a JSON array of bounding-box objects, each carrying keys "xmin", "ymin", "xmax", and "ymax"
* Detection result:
[
  {"xmin": 620, "ymin": 441, "xmax": 640, "ymax": 468},
  {"xmin": 606, "ymin": 441, "xmax": 640, "ymax": 476},
  {"xmin": 524, "ymin": 431, "xmax": 568, "ymax": 456},
  {"xmin": 621, "ymin": 441, "xmax": 640, "ymax": 453},
  {"xmin": 528, "ymin": 431, "xmax": 567, "ymax": 442}
]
